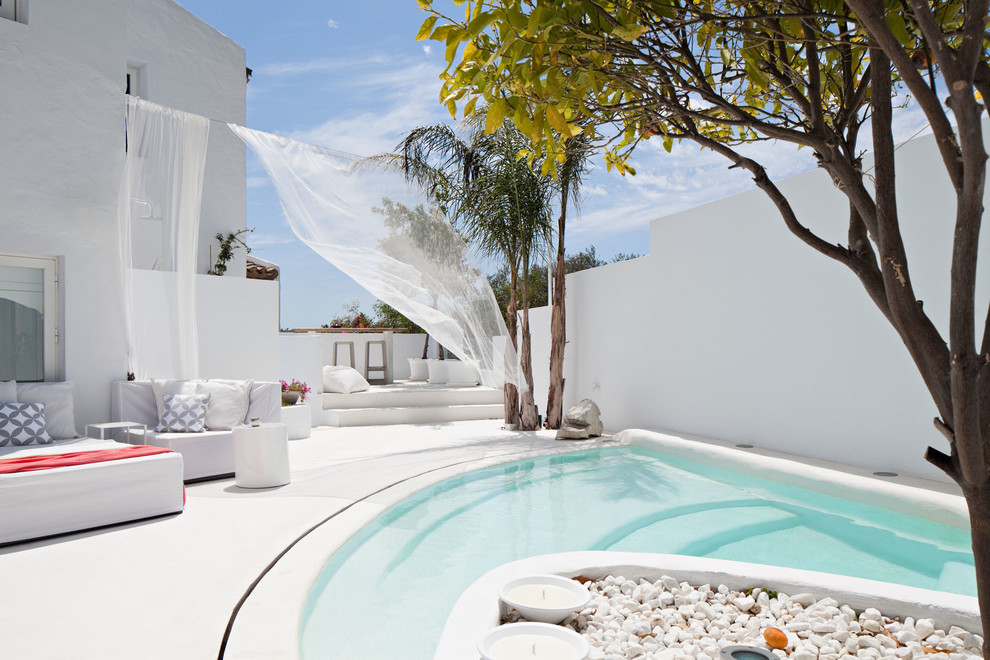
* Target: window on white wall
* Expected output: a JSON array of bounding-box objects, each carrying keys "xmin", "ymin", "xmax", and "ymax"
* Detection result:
[
  {"xmin": 126, "ymin": 66, "xmax": 141, "ymax": 97},
  {"xmin": 0, "ymin": 253, "xmax": 59, "ymax": 382}
]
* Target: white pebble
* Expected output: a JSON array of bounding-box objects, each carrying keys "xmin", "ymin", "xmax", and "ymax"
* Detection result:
[
  {"xmin": 789, "ymin": 593, "xmax": 817, "ymax": 608},
  {"xmin": 915, "ymin": 620, "xmax": 936, "ymax": 639},
  {"xmin": 559, "ymin": 576, "xmax": 980, "ymax": 660}
]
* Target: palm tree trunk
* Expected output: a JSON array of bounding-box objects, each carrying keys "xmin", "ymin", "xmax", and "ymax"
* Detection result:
[
  {"xmin": 422, "ymin": 334, "xmax": 429, "ymax": 359},
  {"xmin": 519, "ymin": 253, "xmax": 539, "ymax": 430},
  {"xmin": 504, "ymin": 268, "xmax": 521, "ymax": 427},
  {"xmin": 546, "ymin": 194, "xmax": 569, "ymax": 429}
]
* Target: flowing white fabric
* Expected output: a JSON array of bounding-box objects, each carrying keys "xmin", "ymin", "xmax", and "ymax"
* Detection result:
[
  {"xmin": 118, "ymin": 97, "xmax": 210, "ymax": 379},
  {"xmin": 229, "ymin": 125, "xmax": 520, "ymax": 390}
]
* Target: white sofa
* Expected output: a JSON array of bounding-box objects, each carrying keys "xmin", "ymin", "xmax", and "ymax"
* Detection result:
[
  {"xmin": 1, "ymin": 380, "xmax": 185, "ymax": 545},
  {"xmin": 111, "ymin": 380, "xmax": 280, "ymax": 481}
]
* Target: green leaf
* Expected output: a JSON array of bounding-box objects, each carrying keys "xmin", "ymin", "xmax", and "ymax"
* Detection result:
[
  {"xmin": 416, "ymin": 0, "xmax": 431, "ymax": 8},
  {"xmin": 486, "ymin": 98, "xmax": 507, "ymax": 134},
  {"xmin": 417, "ymin": 16, "xmax": 438, "ymax": 41},
  {"xmin": 545, "ymin": 104, "xmax": 570, "ymax": 134},
  {"xmin": 467, "ymin": 11, "xmax": 495, "ymax": 38},
  {"xmin": 464, "ymin": 96, "xmax": 478, "ymax": 118},
  {"xmin": 884, "ymin": 12, "xmax": 911, "ymax": 45},
  {"xmin": 612, "ymin": 24, "xmax": 647, "ymax": 41}
]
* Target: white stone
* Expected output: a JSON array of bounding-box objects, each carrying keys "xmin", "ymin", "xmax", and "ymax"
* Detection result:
[
  {"xmin": 915, "ymin": 620, "xmax": 936, "ymax": 640},
  {"xmin": 789, "ymin": 593, "xmax": 817, "ymax": 608},
  {"xmin": 862, "ymin": 608, "xmax": 883, "ymax": 621},
  {"xmin": 895, "ymin": 631, "xmax": 921, "ymax": 645},
  {"xmin": 734, "ymin": 597, "xmax": 756, "ymax": 612},
  {"xmin": 863, "ymin": 620, "xmax": 885, "ymax": 634}
]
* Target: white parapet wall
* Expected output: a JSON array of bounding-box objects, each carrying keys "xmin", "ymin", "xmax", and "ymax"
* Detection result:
[
  {"xmin": 131, "ymin": 271, "xmax": 279, "ymax": 381},
  {"xmin": 529, "ymin": 126, "xmax": 990, "ymax": 483},
  {"xmin": 278, "ymin": 331, "xmax": 436, "ymax": 422}
]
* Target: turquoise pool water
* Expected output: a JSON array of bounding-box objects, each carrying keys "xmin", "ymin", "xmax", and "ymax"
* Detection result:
[{"xmin": 300, "ymin": 447, "xmax": 974, "ymax": 659}]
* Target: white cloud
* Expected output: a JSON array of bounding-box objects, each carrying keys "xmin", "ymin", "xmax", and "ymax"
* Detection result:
[
  {"xmin": 258, "ymin": 54, "xmax": 390, "ymax": 78},
  {"xmin": 327, "ymin": 19, "xmax": 339, "ymax": 29},
  {"xmin": 246, "ymin": 175, "xmax": 271, "ymax": 189},
  {"xmin": 250, "ymin": 232, "xmax": 299, "ymax": 248},
  {"xmin": 290, "ymin": 61, "xmax": 450, "ymax": 156},
  {"xmin": 423, "ymin": 45, "xmax": 433, "ymax": 55}
]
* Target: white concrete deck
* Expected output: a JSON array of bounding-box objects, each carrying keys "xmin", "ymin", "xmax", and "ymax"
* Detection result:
[
  {"xmin": 0, "ymin": 421, "xmax": 967, "ymax": 660},
  {"xmin": 0, "ymin": 420, "xmax": 595, "ymax": 660}
]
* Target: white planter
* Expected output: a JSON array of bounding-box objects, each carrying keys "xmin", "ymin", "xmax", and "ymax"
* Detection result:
[
  {"xmin": 280, "ymin": 403, "xmax": 311, "ymax": 440},
  {"xmin": 407, "ymin": 358, "xmax": 429, "ymax": 382},
  {"xmin": 427, "ymin": 358, "xmax": 448, "ymax": 384},
  {"xmin": 446, "ymin": 361, "xmax": 479, "ymax": 386}
]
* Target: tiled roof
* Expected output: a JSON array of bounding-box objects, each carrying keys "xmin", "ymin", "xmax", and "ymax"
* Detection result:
[{"xmin": 246, "ymin": 257, "xmax": 279, "ymax": 281}]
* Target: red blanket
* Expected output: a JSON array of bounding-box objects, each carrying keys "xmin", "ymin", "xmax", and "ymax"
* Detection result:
[{"xmin": 0, "ymin": 445, "xmax": 176, "ymax": 474}]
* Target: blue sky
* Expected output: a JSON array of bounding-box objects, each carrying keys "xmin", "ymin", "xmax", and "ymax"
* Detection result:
[{"xmin": 175, "ymin": 1, "xmax": 931, "ymax": 329}]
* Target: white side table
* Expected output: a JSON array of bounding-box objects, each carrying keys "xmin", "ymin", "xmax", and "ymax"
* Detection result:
[
  {"xmin": 232, "ymin": 423, "xmax": 290, "ymax": 488},
  {"xmin": 86, "ymin": 421, "xmax": 147, "ymax": 444},
  {"xmin": 280, "ymin": 403, "xmax": 311, "ymax": 440}
]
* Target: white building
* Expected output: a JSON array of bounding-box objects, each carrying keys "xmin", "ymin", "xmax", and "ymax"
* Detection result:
[{"xmin": 0, "ymin": 0, "xmax": 278, "ymax": 431}]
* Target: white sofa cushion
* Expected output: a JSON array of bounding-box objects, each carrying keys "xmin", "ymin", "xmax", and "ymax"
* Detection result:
[
  {"xmin": 196, "ymin": 380, "xmax": 252, "ymax": 430},
  {"xmin": 156, "ymin": 392, "xmax": 211, "ymax": 433},
  {"xmin": 0, "ymin": 380, "xmax": 16, "ymax": 402},
  {"xmin": 16, "ymin": 381, "xmax": 78, "ymax": 440},
  {"xmin": 323, "ymin": 365, "xmax": 370, "ymax": 394},
  {"xmin": 0, "ymin": 402, "xmax": 54, "ymax": 446},
  {"xmin": 150, "ymin": 379, "xmax": 200, "ymax": 421}
]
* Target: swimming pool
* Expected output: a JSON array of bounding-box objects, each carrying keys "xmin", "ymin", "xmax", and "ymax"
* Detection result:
[{"xmin": 299, "ymin": 446, "xmax": 974, "ymax": 659}]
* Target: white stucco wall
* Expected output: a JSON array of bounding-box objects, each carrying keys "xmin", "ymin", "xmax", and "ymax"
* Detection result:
[
  {"xmin": 0, "ymin": 0, "xmax": 258, "ymax": 430},
  {"xmin": 126, "ymin": 0, "xmax": 247, "ymax": 276},
  {"xmin": 530, "ymin": 127, "xmax": 990, "ymax": 482}
]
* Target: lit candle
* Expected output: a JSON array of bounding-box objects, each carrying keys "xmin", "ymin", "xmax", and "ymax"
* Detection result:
[
  {"xmin": 488, "ymin": 633, "xmax": 580, "ymax": 660},
  {"xmin": 505, "ymin": 583, "xmax": 585, "ymax": 609}
]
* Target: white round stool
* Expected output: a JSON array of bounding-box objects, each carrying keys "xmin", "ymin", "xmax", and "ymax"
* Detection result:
[{"xmin": 233, "ymin": 422, "xmax": 290, "ymax": 488}]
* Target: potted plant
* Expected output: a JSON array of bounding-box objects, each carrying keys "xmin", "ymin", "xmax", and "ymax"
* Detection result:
[{"xmin": 280, "ymin": 379, "xmax": 311, "ymax": 406}]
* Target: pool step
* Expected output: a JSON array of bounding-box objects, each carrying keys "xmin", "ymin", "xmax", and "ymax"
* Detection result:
[{"xmin": 323, "ymin": 403, "xmax": 504, "ymax": 427}]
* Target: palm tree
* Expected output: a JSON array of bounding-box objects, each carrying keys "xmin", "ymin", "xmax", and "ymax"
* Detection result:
[
  {"xmin": 458, "ymin": 124, "xmax": 552, "ymax": 429},
  {"xmin": 369, "ymin": 120, "xmax": 552, "ymax": 429}
]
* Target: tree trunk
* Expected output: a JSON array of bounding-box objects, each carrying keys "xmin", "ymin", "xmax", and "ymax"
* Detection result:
[
  {"xmin": 961, "ymin": 482, "xmax": 990, "ymax": 657},
  {"xmin": 421, "ymin": 334, "xmax": 429, "ymax": 360},
  {"xmin": 519, "ymin": 307, "xmax": 539, "ymax": 430},
  {"xmin": 503, "ymin": 383, "xmax": 520, "ymax": 428},
  {"xmin": 546, "ymin": 199, "xmax": 568, "ymax": 429},
  {"xmin": 504, "ymin": 267, "xmax": 521, "ymax": 426},
  {"xmin": 518, "ymin": 255, "xmax": 539, "ymax": 430}
]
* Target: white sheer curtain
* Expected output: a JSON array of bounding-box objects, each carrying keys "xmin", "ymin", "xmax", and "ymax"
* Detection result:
[
  {"xmin": 229, "ymin": 125, "xmax": 521, "ymax": 390},
  {"xmin": 117, "ymin": 96, "xmax": 210, "ymax": 380}
]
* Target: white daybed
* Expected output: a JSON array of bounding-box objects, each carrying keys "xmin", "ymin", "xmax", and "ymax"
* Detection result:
[
  {"xmin": 0, "ymin": 437, "xmax": 184, "ymax": 545},
  {"xmin": 0, "ymin": 381, "xmax": 184, "ymax": 546}
]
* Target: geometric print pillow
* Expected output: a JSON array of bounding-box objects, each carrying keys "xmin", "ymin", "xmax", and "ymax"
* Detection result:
[
  {"xmin": 0, "ymin": 402, "xmax": 54, "ymax": 446},
  {"xmin": 155, "ymin": 392, "xmax": 211, "ymax": 433}
]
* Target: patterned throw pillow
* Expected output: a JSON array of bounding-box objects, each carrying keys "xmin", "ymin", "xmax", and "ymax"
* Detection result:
[
  {"xmin": 0, "ymin": 402, "xmax": 54, "ymax": 446},
  {"xmin": 156, "ymin": 392, "xmax": 211, "ymax": 433}
]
